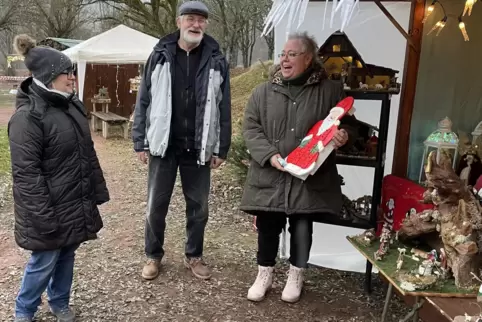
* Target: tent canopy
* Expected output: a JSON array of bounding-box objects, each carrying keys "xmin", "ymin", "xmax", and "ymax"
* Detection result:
[
  {"xmin": 63, "ymin": 24, "xmax": 158, "ymax": 64},
  {"xmin": 63, "ymin": 24, "xmax": 159, "ymax": 101}
]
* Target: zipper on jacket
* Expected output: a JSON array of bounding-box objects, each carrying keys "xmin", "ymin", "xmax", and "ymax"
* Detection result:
[
  {"xmin": 64, "ymin": 109, "xmax": 90, "ymax": 239},
  {"xmin": 272, "ymin": 119, "xmax": 280, "ymax": 150},
  {"xmin": 185, "ymin": 51, "xmax": 189, "ymax": 149}
]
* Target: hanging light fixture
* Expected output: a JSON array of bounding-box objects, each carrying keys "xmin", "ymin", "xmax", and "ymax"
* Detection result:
[
  {"xmin": 422, "ymin": 0, "xmax": 438, "ymax": 23},
  {"xmin": 427, "ymin": 16, "xmax": 447, "ymax": 36},
  {"xmin": 463, "ymin": 0, "xmax": 476, "ymax": 16},
  {"xmin": 458, "ymin": 16, "xmax": 470, "ymax": 41}
]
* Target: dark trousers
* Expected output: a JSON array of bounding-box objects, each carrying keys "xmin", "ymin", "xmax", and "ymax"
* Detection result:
[
  {"xmin": 256, "ymin": 214, "xmax": 313, "ymax": 268},
  {"xmin": 145, "ymin": 149, "xmax": 210, "ymax": 260}
]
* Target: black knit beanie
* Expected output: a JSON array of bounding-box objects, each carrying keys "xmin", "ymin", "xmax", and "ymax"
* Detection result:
[{"xmin": 13, "ymin": 34, "xmax": 73, "ymax": 86}]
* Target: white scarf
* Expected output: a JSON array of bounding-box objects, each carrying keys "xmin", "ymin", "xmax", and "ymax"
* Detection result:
[{"xmin": 33, "ymin": 78, "xmax": 71, "ymax": 98}]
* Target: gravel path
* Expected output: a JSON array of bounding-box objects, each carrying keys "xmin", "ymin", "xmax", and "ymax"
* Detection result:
[{"xmin": 0, "ymin": 135, "xmax": 409, "ymax": 322}]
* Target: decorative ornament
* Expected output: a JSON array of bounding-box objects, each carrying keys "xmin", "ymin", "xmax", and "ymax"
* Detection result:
[
  {"xmin": 458, "ymin": 16, "xmax": 470, "ymax": 41},
  {"xmin": 427, "ymin": 16, "xmax": 447, "ymax": 36},
  {"xmin": 129, "ymin": 76, "xmax": 141, "ymax": 93},
  {"xmin": 419, "ymin": 117, "xmax": 459, "ymax": 183},
  {"xmin": 463, "ymin": 0, "xmax": 476, "ymax": 16},
  {"xmin": 423, "ymin": 0, "xmax": 475, "ymax": 41},
  {"xmin": 423, "ymin": 0, "xmax": 437, "ymax": 23},
  {"xmin": 6, "ymin": 55, "xmax": 24, "ymax": 68},
  {"xmin": 281, "ymin": 96, "xmax": 355, "ymax": 180}
]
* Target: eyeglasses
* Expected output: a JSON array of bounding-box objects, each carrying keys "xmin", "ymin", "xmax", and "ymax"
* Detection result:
[
  {"xmin": 278, "ymin": 51, "xmax": 305, "ymax": 59},
  {"xmin": 185, "ymin": 16, "xmax": 207, "ymax": 25},
  {"xmin": 60, "ymin": 69, "xmax": 76, "ymax": 78}
]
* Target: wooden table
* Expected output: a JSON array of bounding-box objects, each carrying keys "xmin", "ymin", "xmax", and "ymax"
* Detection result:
[
  {"xmin": 346, "ymin": 237, "xmax": 478, "ymax": 322},
  {"xmin": 425, "ymin": 297, "xmax": 481, "ymax": 321},
  {"xmin": 90, "ymin": 97, "xmax": 129, "ymax": 139}
]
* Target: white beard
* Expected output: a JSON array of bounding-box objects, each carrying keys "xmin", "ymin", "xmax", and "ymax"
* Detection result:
[{"xmin": 182, "ymin": 30, "xmax": 203, "ymax": 45}]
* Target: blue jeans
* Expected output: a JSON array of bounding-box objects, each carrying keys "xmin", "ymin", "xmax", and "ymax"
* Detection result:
[{"xmin": 15, "ymin": 244, "xmax": 79, "ymax": 319}]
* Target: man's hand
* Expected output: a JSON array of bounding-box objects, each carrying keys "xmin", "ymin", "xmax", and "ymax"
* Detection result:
[
  {"xmin": 137, "ymin": 151, "xmax": 148, "ymax": 164},
  {"xmin": 210, "ymin": 157, "xmax": 225, "ymax": 169},
  {"xmin": 333, "ymin": 129, "xmax": 349, "ymax": 148},
  {"xmin": 270, "ymin": 154, "xmax": 286, "ymax": 171}
]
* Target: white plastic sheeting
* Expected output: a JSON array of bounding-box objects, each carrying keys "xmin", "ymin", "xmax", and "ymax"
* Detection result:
[
  {"xmin": 63, "ymin": 24, "xmax": 158, "ymax": 101},
  {"xmin": 262, "ymin": 0, "xmax": 361, "ymax": 40}
]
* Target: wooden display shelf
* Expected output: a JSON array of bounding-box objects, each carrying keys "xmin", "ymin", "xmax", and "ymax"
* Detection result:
[{"xmin": 336, "ymin": 154, "xmax": 377, "ymax": 167}]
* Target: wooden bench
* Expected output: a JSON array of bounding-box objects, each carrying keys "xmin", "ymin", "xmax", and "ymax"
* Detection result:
[{"xmin": 91, "ymin": 111, "xmax": 129, "ymax": 139}]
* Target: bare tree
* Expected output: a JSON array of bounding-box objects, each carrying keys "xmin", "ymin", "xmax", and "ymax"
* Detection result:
[
  {"xmin": 0, "ymin": 0, "xmax": 33, "ymax": 32},
  {"xmin": 93, "ymin": 0, "xmax": 179, "ymax": 37},
  {"xmin": 206, "ymin": 0, "xmax": 272, "ymax": 67},
  {"xmin": 206, "ymin": 0, "xmax": 244, "ymax": 66},
  {"xmin": 0, "ymin": 30, "xmax": 15, "ymax": 74},
  {"xmin": 32, "ymin": 0, "xmax": 94, "ymax": 38},
  {"xmin": 237, "ymin": 5, "xmax": 259, "ymax": 67},
  {"xmin": 256, "ymin": 0, "xmax": 274, "ymax": 60}
]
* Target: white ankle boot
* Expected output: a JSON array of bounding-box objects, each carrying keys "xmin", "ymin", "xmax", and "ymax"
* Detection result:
[
  {"xmin": 247, "ymin": 265, "xmax": 274, "ymax": 302},
  {"xmin": 281, "ymin": 265, "xmax": 304, "ymax": 303}
]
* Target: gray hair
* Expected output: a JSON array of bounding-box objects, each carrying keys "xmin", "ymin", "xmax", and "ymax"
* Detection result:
[{"xmin": 287, "ymin": 32, "xmax": 319, "ymax": 64}]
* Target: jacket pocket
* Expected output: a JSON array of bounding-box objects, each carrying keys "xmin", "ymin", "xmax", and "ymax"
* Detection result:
[
  {"xmin": 248, "ymin": 160, "xmax": 280, "ymax": 189},
  {"xmin": 40, "ymin": 179, "xmax": 59, "ymax": 236}
]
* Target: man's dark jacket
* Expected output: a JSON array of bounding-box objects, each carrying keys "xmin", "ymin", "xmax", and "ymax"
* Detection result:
[
  {"xmin": 132, "ymin": 30, "xmax": 232, "ymax": 164},
  {"xmin": 8, "ymin": 78, "xmax": 109, "ymax": 251}
]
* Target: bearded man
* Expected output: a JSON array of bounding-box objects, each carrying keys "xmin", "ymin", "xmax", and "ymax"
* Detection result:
[{"xmin": 132, "ymin": 0, "xmax": 231, "ymax": 281}]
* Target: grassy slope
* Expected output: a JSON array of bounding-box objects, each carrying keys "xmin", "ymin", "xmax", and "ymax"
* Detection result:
[
  {"xmin": 230, "ymin": 61, "xmax": 273, "ymax": 131},
  {"xmin": 0, "ymin": 127, "xmax": 9, "ymax": 175},
  {"xmin": 227, "ymin": 62, "xmax": 273, "ymax": 181}
]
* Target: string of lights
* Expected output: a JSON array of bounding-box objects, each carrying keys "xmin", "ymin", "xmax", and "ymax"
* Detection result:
[{"xmin": 422, "ymin": 0, "xmax": 477, "ymax": 41}]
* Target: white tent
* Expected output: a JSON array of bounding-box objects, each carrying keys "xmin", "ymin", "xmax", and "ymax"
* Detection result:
[{"xmin": 63, "ymin": 24, "xmax": 158, "ymax": 102}]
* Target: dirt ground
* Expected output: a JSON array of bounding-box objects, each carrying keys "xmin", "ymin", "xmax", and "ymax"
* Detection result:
[{"xmin": 0, "ymin": 131, "xmax": 411, "ymax": 322}]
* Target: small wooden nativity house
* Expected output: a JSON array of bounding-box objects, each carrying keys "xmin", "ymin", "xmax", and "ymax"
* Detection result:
[{"xmin": 318, "ymin": 31, "xmax": 401, "ymax": 93}]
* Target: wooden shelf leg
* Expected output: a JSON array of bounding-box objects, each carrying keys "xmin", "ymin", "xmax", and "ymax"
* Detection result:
[
  {"xmin": 400, "ymin": 296, "xmax": 425, "ymax": 322},
  {"xmin": 122, "ymin": 122, "xmax": 129, "ymax": 139},
  {"xmin": 102, "ymin": 121, "xmax": 108, "ymax": 139},
  {"xmin": 381, "ymin": 283, "xmax": 394, "ymax": 322},
  {"xmin": 365, "ymin": 261, "xmax": 373, "ymax": 293},
  {"xmin": 90, "ymin": 115, "xmax": 96, "ymax": 132}
]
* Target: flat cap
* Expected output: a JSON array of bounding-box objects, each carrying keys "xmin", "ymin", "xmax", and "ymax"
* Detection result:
[{"xmin": 179, "ymin": 1, "xmax": 209, "ymax": 19}]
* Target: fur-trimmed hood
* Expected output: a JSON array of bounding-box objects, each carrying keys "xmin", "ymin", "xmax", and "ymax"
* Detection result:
[{"xmin": 269, "ymin": 60, "xmax": 328, "ymax": 86}]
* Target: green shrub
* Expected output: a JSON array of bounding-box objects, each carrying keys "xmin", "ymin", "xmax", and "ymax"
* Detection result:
[
  {"xmin": 0, "ymin": 127, "xmax": 10, "ymax": 175},
  {"xmin": 227, "ymin": 61, "xmax": 273, "ymax": 184},
  {"xmin": 228, "ymin": 121, "xmax": 250, "ymax": 183}
]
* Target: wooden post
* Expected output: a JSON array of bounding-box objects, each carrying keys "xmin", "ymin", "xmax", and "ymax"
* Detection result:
[
  {"xmin": 391, "ymin": 0, "xmax": 426, "ymax": 177},
  {"xmin": 373, "ymin": 0, "xmax": 417, "ymax": 51},
  {"xmin": 91, "ymin": 102, "xmax": 97, "ymax": 131}
]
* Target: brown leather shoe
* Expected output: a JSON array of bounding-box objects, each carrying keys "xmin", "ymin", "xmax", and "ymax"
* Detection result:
[
  {"xmin": 142, "ymin": 259, "xmax": 160, "ymax": 280},
  {"xmin": 184, "ymin": 257, "xmax": 212, "ymax": 280}
]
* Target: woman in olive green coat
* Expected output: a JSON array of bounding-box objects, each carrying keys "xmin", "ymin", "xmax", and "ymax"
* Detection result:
[{"xmin": 240, "ymin": 32, "xmax": 358, "ymax": 304}]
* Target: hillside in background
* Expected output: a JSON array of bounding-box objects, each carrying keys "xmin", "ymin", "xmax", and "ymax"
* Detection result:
[
  {"xmin": 228, "ymin": 60, "xmax": 273, "ymax": 181},
  {"xmin": 230, "ymin": 61, "xmax": 273, "ymax": 127}
]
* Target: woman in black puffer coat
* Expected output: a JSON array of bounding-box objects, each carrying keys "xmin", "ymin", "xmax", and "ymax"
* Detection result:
[{"xmin": 8, "ymin": 34, "xmax": 109, "ymax": 322}]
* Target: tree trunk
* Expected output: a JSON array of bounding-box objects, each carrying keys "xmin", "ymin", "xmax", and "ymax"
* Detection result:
[
  {"xmin": 228, "ymin": 45, "xmax": 238, "ymax": 67},
  {"xmin": 399, "ymin": 151, "xmax": 482, "ymax": 288},
  {"xmin": 264, "ymin": 33, "xmax": 274, "ymax": 60},
  {"xmin": 242, "ymin": 50, "xmax": 249, "ymax": 68}
]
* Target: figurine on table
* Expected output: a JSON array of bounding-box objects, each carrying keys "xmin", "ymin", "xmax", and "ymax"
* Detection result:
[{"xmin": 457, "ymin": 132, "xmax": 482, "ymax": 186}]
